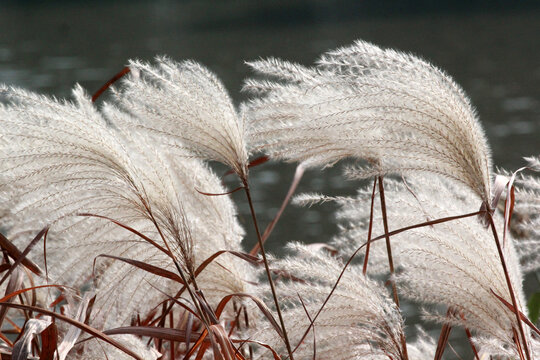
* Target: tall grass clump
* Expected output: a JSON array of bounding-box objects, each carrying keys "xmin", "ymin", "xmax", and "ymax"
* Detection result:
[{"xmin": 0, "ymin": 39, "xmax": 538, "ymax": 359}]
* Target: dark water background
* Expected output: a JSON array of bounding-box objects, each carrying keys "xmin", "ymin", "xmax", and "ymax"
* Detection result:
[{"xmin": 1, "ymin": 1, "xmax": 539, "ymax": 357}]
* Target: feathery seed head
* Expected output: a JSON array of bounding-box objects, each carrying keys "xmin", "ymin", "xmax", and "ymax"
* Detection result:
[
  {"xmin": 244, "ymin": 40, "xmax": 493, "ymax": 203},
  {"xmin": 253, "ymin": 243, "xmax": 407, "ymax": 359},
  {"xmin": 329, "ymin": 176, "xmax": 529, "ymax": 356},
  {"xmin": 0, "ymin": 84, "xmax": 254, "ymax": 329},
  {"xmin": 114, "ymin": 57, "xmax": 250, "ymax": 180}
]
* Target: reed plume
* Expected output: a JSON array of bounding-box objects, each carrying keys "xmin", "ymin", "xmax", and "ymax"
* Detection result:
[
  {"xmin": 0, "ymin": 85, "xmax": 254, "ymax": 330},
  {"xmin": 323, "ymin": 175, "xmax": 533, "ymax": 358},
  {"xmin": 244, "ymin": 40, "xmax": 492, "ymax": 203},
  {"xmin": 252, "ymin": 243, "xmax": 410, "ymax": 360},
  {"xmin": 112, "ymin": 57, "xmax": 249, "ymax": 179}
]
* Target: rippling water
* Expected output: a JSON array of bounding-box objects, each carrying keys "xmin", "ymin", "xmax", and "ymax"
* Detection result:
[{"xmin": 1, "ymin": 2, "xmax": 539, "ymax": 356}]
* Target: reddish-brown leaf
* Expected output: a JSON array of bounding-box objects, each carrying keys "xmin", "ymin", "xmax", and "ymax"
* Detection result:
[
  {"xmin": 434, "ymin": 308, "xmax": 454, "ymax": 360},
  {"xmin": 94, "ymin": 254, "xmax": 184, "ymax": 283},
  {"xmin": 491, "ymin": 289, "xmax": 540, "ymax": 335},
  {"xmin": 91, "ymin": 66, "xmax": 131, "ymax": 102},
  {"xmin": 39, "ymin": 323, "xmax": 58, "ymax": 360},
  {"xmin": 0, "ymin": 229, "xmax": 45, "ymax": 280},
  {"xmin": 104, "ymin": 326, "xmax": 203, "ymax": 342},
  {"xmin": 0, "ymin": 302, "xmax": 143, "ymax": 360},
  {"xmin": 214, "ymin": 293, "xmax": 283, "ymax": 339}
]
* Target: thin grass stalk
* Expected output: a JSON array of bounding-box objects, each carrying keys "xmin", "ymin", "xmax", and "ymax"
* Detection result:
[
  {"xmin": 464, "ymin": 328, "xmax": 479, "ymax": 360},
  {"xmin": 251, "ymin": 165, "xmax": 305, "ymax": 256},
  {"xmin": 378, "ymin": 176, "xmax": 408, "ymax": 360},
  {"xmin": 457, "ymin": 310, "xmax": 480, "ymax": 360},
  {"xmin": 512, "ymin": 327, "xmax": 527, "ymax": 360},
  {"xmin": 170, "ymin": 311, "xmax": 175, "ymax": 360},
  {"xmin": 486, "ymin": 210, "xmax": 531, "ymax": 360},
  {"xmin": 144, "ymin": 207, "xmax": 219, "ymax": 354},
  {"xmin": 242, "ymin": 180, "xmax": 295, "ymax": 360},
  {"xmin": 142, "ymin": 203, "xmax": 215, "ymax": 330},
  {"xmin": 362, "ymin": 177, "xmax": 378, "ymax": 275},
  {"xmin": 434, "ymin": 308, "xmax": 454, "ymax": 360}
]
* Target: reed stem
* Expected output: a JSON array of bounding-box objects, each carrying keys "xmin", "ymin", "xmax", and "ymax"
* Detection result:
[
  {"xmin": 243, "ymin": 180, "xmax": 295, "ymax": 360},
  {"xmin": 362, "ymin": 177, "xmax": 378, "ymax": 275},
  {"xmin": 487, "ymin": 210, "xmax": 530, "ymax": 360},
  {"xmin": 378, "ymin": 176, "xmax": 408, "ymax": 360}
]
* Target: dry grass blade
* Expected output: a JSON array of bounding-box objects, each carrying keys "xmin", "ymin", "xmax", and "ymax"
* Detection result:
[
  {"xmin": 103, "ymin": 326, "xmax": 203, "ymax": 343},
  {"xmin": 209, "ymin": 324, "xmax": 244, "ymax": 360},
  {"xmin": 0, "ymin": 266, "xmax": 24, "ymax": 330},
  {"xmin": 251, "ymin": 164, "xmax": 305, "ymax": 256},
  {"xmin": 0, "ymin": 232, "xmax": 42, "ymax": 276},
  {"xmin": 231, "ymin": 339, "xmax": 281, "ymax": 360},
  {"xmin": 296, "ymin": 293, "xmax": 316, "ymax": 360},
  {"xmin": 184, "ymin": 328, "xmax": 209, "ymax": 359},
  {"xmin": 222, "ymin": 155, "xmax": 269, "ymax": 180},
  {"xmin": 362, "ymin": 177, "xmax": 378, "ymax": 275},
  {"xmin": 12, "ymin": 318, "xmax": 51, "ymax": 360},
  {"xmin": 458, "ymin": 311, "xmax": 479, "ymax": 360},
  {"xmin": 39, "ymin": 323, "xmax": 58, "ymax": 360},
  {"xmin": 243, "ymin": 182, "xmax": 295, "ymax": 360},
  {"xmin": 0, "ymin": 285, "xmax": 68, "ymax": 303},
  {"xmin": 91, "ymin": 66, "xmax": 131, "ymax": 102},
  {"xmin": 486, "ymin": 213, "xmax": 531, "ymax": 359},
  {"xmin": 196, "ymin": 251, "xmax": 262, "ymax": 276},
  {"xmin": 146, "ymin": 283, "xmax": 201, "ymax": 319},
  {"xmin": 57, "ymin": 293, "xmax": 95, "ymax": 360},
  {"xmin": 152, "ymin": 248, "xmax": 263, "ymax": 323},
  {"xmin": 490, "ymin": 289, "xmax": 540, "ymax": 335},
  {"xmin": 498, "ymin": 167, "xmax": 527, "ymax": 246},
  {"xmin": 0, "ymin": 302, "xmax": 144, "ymax": 360},
  {"xmin": 434, "ymin": 308, "xmax": 454, "ymax": 360},
  {"xmin": 0, "ymin": 227, "xmax": 47, "ymax": 286},
  {"xmin": 78, "ymin": 213, "xmax": 171, "ymax": 256},
  {"xmin": 94, "ymin": 254, "xmax": 184, "ymax": 283},
  {"xmin": 214, "ymin": 293, "xmax": 284, "ymax": 339},
  {"xmin": 195, "ymin": 186, "xmax": 244, "ymax": 197}
]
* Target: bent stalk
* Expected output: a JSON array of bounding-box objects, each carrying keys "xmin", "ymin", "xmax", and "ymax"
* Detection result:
[{"xmin": 242, "ymin": 179, "xmax": 295, "ymax": 360}]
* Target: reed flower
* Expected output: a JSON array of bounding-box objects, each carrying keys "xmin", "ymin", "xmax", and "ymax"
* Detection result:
[
  {"xmin": 0, "ymin": 85, "xmax": 253, "ymax": 329},
  {"xmin": 319, "ymin": 175, "xmax": 532, "ymax": 357},
  {"xmin": 244, "ymin": 40, "xmax": 492, "ymax": 203},
  {"xmin": 252, "ymin": 243, "xmax": 409, "ymax": 360},
  {"xmin": 113, "ymin": 57, "xmax": 249, "ymax": 180}
]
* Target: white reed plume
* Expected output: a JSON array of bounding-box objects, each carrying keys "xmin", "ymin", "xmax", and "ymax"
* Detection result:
[
  {"xmin": 112, "ymin": 57, "xmax": 249, "ymax": 179},
  {"xmin": 0, "ymin": 85, "xmax": 254, "ymax": 330},
  {"xmin": 322, "ymin": 175, "xmax": 532, "ymax": 357},
  {"xmin": 111, "ymin": 56, "xmax": 295, "ymax": 358},
  {"xmin": 244, "ymin": 40, "xmax": 492, "ymax": 203},
  {"xmin": 252, "ymin": 243, "xmax": 408, "ymax": 360},
  {"xmin": 475, "ymin": 336, "xmax": 540, "ymax": 359}
]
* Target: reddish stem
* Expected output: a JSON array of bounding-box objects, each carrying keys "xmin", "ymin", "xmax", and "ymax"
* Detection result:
[
  {"xmin": 378, "ymin": 176, "xmax": 408, "ymax": 360},
  {"xmin": 487, "ymin": 210, "xmax": 530, "ymax": 360},
  {"xmin": 362, "ymin": 177, "xmax": 378, "ymax": 275}
]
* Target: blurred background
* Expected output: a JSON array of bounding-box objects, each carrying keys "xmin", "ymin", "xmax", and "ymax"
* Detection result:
[{"xmin": 1, "ymin": 1, "xmax": 539, "ymax": 356}]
